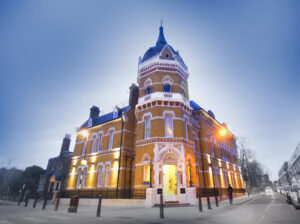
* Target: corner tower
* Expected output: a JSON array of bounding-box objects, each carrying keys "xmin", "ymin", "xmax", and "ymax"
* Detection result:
[{"xmin": 134, "ymin": 26, "xmax": 196, "ymax": 206}]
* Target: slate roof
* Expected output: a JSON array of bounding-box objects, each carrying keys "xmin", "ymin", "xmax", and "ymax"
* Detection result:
[
  {"xmin": 80, "ymin": 105, "xmax": 131, "ymax": 129},
  {"xmin": 141, "ymin": 26, "xmax": 187, "ymax": 69}
]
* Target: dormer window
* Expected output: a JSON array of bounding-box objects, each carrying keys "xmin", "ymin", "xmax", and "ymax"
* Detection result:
[
  {"xmin": 164, "ymin": 84, "xmax": 171, "ymax": 92},
  {"xmin": 165, "ymin": 53, "xmax": 169, "ymax": 58},
  {"xmin": 145, "ymin": 86, "xmax": 151, "ymax": 95}
]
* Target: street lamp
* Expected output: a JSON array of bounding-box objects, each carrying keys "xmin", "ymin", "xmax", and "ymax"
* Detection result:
[
  {"xmin": 188, "ymin": 160, "xmax": 193, "ymax": 187},
  {"xmin": 150, "ymin": 160, "xmax": 153, "ymax": 188}
]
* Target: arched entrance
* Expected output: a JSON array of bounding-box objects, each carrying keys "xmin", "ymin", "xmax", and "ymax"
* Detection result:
[{"xmin": 163, "ymin": 153, "xmax": 178, "ymax": 201}]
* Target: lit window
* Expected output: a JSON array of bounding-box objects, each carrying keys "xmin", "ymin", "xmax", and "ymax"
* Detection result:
[
  {"xmin": 143, "ymin": 164, "xmax": 150, "ymax": 183},
  {"xmin": 108, "ymin": 131, "xmax": 114, "ymax": 149},
  {"xmin": 165, "ymin": 115, "xmax": 173, "ymax": 137},
  {"xmin": 164, "ymin": 84, "xmax": 171, "ymax": 92},
  {"xmin": 144, "ymin": 116, "xmax": 150, "ymax": 139},
  {"xmin": 145, "ymin": 86, "xmax": 151, "ymax": 95}
]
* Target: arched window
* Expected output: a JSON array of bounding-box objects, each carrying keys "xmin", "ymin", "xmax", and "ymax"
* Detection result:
[
  {"xmin": 193, "ymin": 132, "xmax": 196, "ymax": 152},
  {"xmin": 185, "ymin": 119, "xmax": 188, "ymax": 139},
  {"xmin": 91, "ymin": 135, "xmax": 98, "ymax": 153},
  {"xmin": 164, "ymin": 114, "xmax": 173, "ymax": 137},
  {"xmin": 145, "ymin": 86, "xmax": 151, "ymax": 95},
  {"xmin": 144, "ymin": 78, "xmax": 152, "ymax": 95},
  {"xmin": 82, "ymin": 168, "xmax": 87, "ymax": 188},
  {"xmin": 142, "ymin": 154, "xmax": 150, "ymax": 184},
  {"xmin": 81, "ymin": 138, "xmax": 87, "ymax": 156},
  {"xmin": 144, "ymin": 116, "xmax": 151, "ymax": 139},
  {"xmin": 163, "ymin": 84, "xmax": 171, "ymax": 92},
  {"xmin": 108, "ymin": 130, "xmax": 114, "ymax": 149},
  {"xmin": 76, "ymin": 168, "xmax": 82, "ymax": 189},
  {"xmin": 105, "ymin": 164, "xmax": 111, "ymax": 187},
  {"xmin": 97, "ymin": 165, "xmax": 104, "ymax": 188},
  {"xmin": 97, "ymin": 133, "xmax": 103, "ymax": 152}
]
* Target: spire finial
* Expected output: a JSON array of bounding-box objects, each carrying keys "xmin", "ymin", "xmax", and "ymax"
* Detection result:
[{"xmin": 160, "ymin": 19, "xmax": 163, "ymax": 27}]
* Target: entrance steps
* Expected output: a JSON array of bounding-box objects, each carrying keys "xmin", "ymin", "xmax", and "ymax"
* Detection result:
[{"xmin": 154, "ymin": 201, "xmax": 192, "ymax": 207}]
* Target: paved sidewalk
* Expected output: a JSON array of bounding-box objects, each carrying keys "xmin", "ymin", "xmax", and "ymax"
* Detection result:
[{"xmin": 0, "ymin": 194, "xmax": 256, "ymax": 224}]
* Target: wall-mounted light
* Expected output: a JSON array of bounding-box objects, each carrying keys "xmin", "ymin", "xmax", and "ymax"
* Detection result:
[
  {"xmin": 207, "ymin": 155, "xmax": 211, "ymax": 165},
  {"xmin": 81, "ymin": 159, "xmax": 87, "ymax": 166},
  {"xmin": 114, "ymin": 151, "xmax": 120, "ymax": 161}
]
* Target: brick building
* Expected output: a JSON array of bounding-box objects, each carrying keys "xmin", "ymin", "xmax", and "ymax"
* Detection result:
[
  {"xmin": 38, "ymin": 134, "xmax": 73, "ymax": 198},
  {"xmin": 66, "ymin": 26, "xmax": 245, "ymax": 205}
]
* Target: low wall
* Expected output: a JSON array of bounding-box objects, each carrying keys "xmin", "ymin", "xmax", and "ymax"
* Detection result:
[{"xmin": 60, "ymin": 198, "xmax": 145, "ymax": 207}]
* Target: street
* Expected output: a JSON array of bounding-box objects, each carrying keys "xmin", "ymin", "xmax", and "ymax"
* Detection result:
[{"xmin": 0, "ymin": 193, "xmax": 299, "ymax": 224}]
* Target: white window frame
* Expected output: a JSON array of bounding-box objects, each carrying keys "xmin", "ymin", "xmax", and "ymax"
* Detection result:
[
  {"xmin": 97, "ymin": 164, "xmax": 104, "ymax": 188},
  {"xmin": 108, "ymin": 129, "xmax": 114, "ymax": 150},
  {"xmin": 81, "ymin": 138, "xmax": 87, "ymax": 156},
  {"xmin": 185, "ymin": 119, "xmax": 189, "ymax": 139},
  {"xmin": 144, "ymin": 116, "xmax": 151, "ymax": 139},
  {"xmin": 97, "ymin": 131, "xmax": 103, "ymax": 152},
  {"xmin": 91, "ymin": 134, "xmax": 98, "ymax": 153},
  {"xmin": 164, "ymin": 114, "xmax": 173, "ymax": 137},
  {"xmin": 104, "ymin": 162, "xmax": 111, "ymax": 187}
]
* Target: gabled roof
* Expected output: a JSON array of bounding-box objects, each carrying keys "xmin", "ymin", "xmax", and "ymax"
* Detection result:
[{"xmin": 80, "ymin": 105, "xmax": 130, "ymax": 129}]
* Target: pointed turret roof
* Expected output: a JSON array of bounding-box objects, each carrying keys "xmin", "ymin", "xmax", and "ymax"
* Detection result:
[{"xmin": 156, "ymin": 26, "xmax": 167, "ymax": 46}]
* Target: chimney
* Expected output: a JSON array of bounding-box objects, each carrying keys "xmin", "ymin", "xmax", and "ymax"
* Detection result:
[
  {"xmin": 129, "ymin": 83, "xmax": 139, "ymax": 107},
  {"xmin": 90, "ymin": 106, "xmax": 100, "ymax": 118},
  {"xmin": 60, "ymin": 134, "xmax": 71, "ymax": 157}
]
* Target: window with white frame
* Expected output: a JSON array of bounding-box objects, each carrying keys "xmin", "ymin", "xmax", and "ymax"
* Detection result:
[
  {"xmin": 97, "ymin": 133, "xmax": 103, "ymax": 152},
  {"xmin": 97, "ymin": 165, "xmax": 104, "ymax": 187},
  {"xmin": 76, "ymin": 168, "xmax": 81, "ymax": 188},
  {"xmin": 142, "ymin": 155, "xmax": 150, "ymax": 184},
  {"xmin": 105, "ymin": 164, "xmax": 110, "ymax": 187},
  {"xmin": 91, "ymin": 135, "xmax": 97, "ymax": 153},
  {"xmin": 185, "ymin": 119, "xmax": 188, "ymax": 139},
  {"xmin": 144, "ymin": 116, "xmax": 151, "ymax": 139},
  {"xmin": 82, "ymin": 167, "xmax": 88, "ymax": 188},
  {"xmin": 81, "ymin": 138, "xmax": 87, "ymax": 156},
  {"xmin": 165, "ymin": 114, "xmax": 173, "ymax": 137},
  {"xmin": 108, "ymin": 130, "xmax": 114, "ymax": 149}
]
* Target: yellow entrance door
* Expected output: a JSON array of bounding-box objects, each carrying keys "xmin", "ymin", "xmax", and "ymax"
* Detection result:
[{"xmin": 163, "ymin": 165, "xmax": 177, "ymax": 199}]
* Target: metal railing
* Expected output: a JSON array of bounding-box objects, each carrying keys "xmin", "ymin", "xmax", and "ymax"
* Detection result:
[{"xmin": 60, "ymin": 188, "xmax": 146, "ymax": 199}]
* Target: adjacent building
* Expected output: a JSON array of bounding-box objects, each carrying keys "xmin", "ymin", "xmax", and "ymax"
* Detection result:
[
  {"xmin": 37, "ymin": 134, "xmax": 73, "ymax": 198},
  {"xmin": 278, "ymin": 142, "xmax": 300, "ymax": 188},
  {"xmin": 66, "ymin": 26, "xmax": 245, "ymax": 205}
]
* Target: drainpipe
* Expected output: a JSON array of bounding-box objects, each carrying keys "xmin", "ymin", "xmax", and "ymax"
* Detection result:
[{"xmin": 116, "ymin": 113, "xmax": 124, "ymax": 197}]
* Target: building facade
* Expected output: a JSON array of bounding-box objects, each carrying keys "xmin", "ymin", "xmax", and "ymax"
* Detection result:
[
  {"xmin": 279, "ymin": 143, "xmax": 300, "ymax": 188},
  {"xmin": 66, "ymin": 26, "xmax": 245, "ymax": 205},
  {"xmin": 38, "ymin": 134, "xmax": 73, "ymax": 198}
]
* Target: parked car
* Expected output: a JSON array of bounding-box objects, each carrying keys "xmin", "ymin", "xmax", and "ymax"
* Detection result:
[
  {"xmin": 265, "ymin": 187, "xmax": 273, "ymax": 195},
  {"xmin": 289, "ymin": 185, "xmax": 300, "ymax": 209}
]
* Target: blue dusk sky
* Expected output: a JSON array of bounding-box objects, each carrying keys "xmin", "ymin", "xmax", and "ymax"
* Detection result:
[{"xmin": 0, "ymin": 0, "xmax": 299, "ymax": 180}]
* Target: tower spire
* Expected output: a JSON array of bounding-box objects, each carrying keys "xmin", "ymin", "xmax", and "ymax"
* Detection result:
[{"xmin": 156, "ymin": 23, "xmax": 167, "ymax": 46}]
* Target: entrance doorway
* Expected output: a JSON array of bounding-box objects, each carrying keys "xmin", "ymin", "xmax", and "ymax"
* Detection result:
[{"xmin": 163, "ymin": 164, "xmax": 177, "ymax": 201}]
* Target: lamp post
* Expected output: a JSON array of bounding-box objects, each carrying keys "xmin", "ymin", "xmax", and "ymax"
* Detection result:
[
  {"xmin": 78, "ymin": 130, "xmax": 89, "ymax": 197},
  {"xmin": 188, "ymin": 160, "xmax": 193, "ymax": 187},
  {"xmin": 207, "ymin": 129, "xmax": 227, "ymax": 206},
  {"xmin": 150, "ymin": 160, "xmax": 153, "ymax": 188}
]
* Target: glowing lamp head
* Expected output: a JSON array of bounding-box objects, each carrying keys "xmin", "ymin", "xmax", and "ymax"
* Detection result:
[
  {"xmin": 219, "ymin": 129, "xmax": 226, "ymax": 137},
  {"xmin": 80, "ymin": 130, "xmax": 89, "ymax": 137},
  {"xmin": 81, "ymin": 159, "xmax": 87, "ymax": 166}
]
